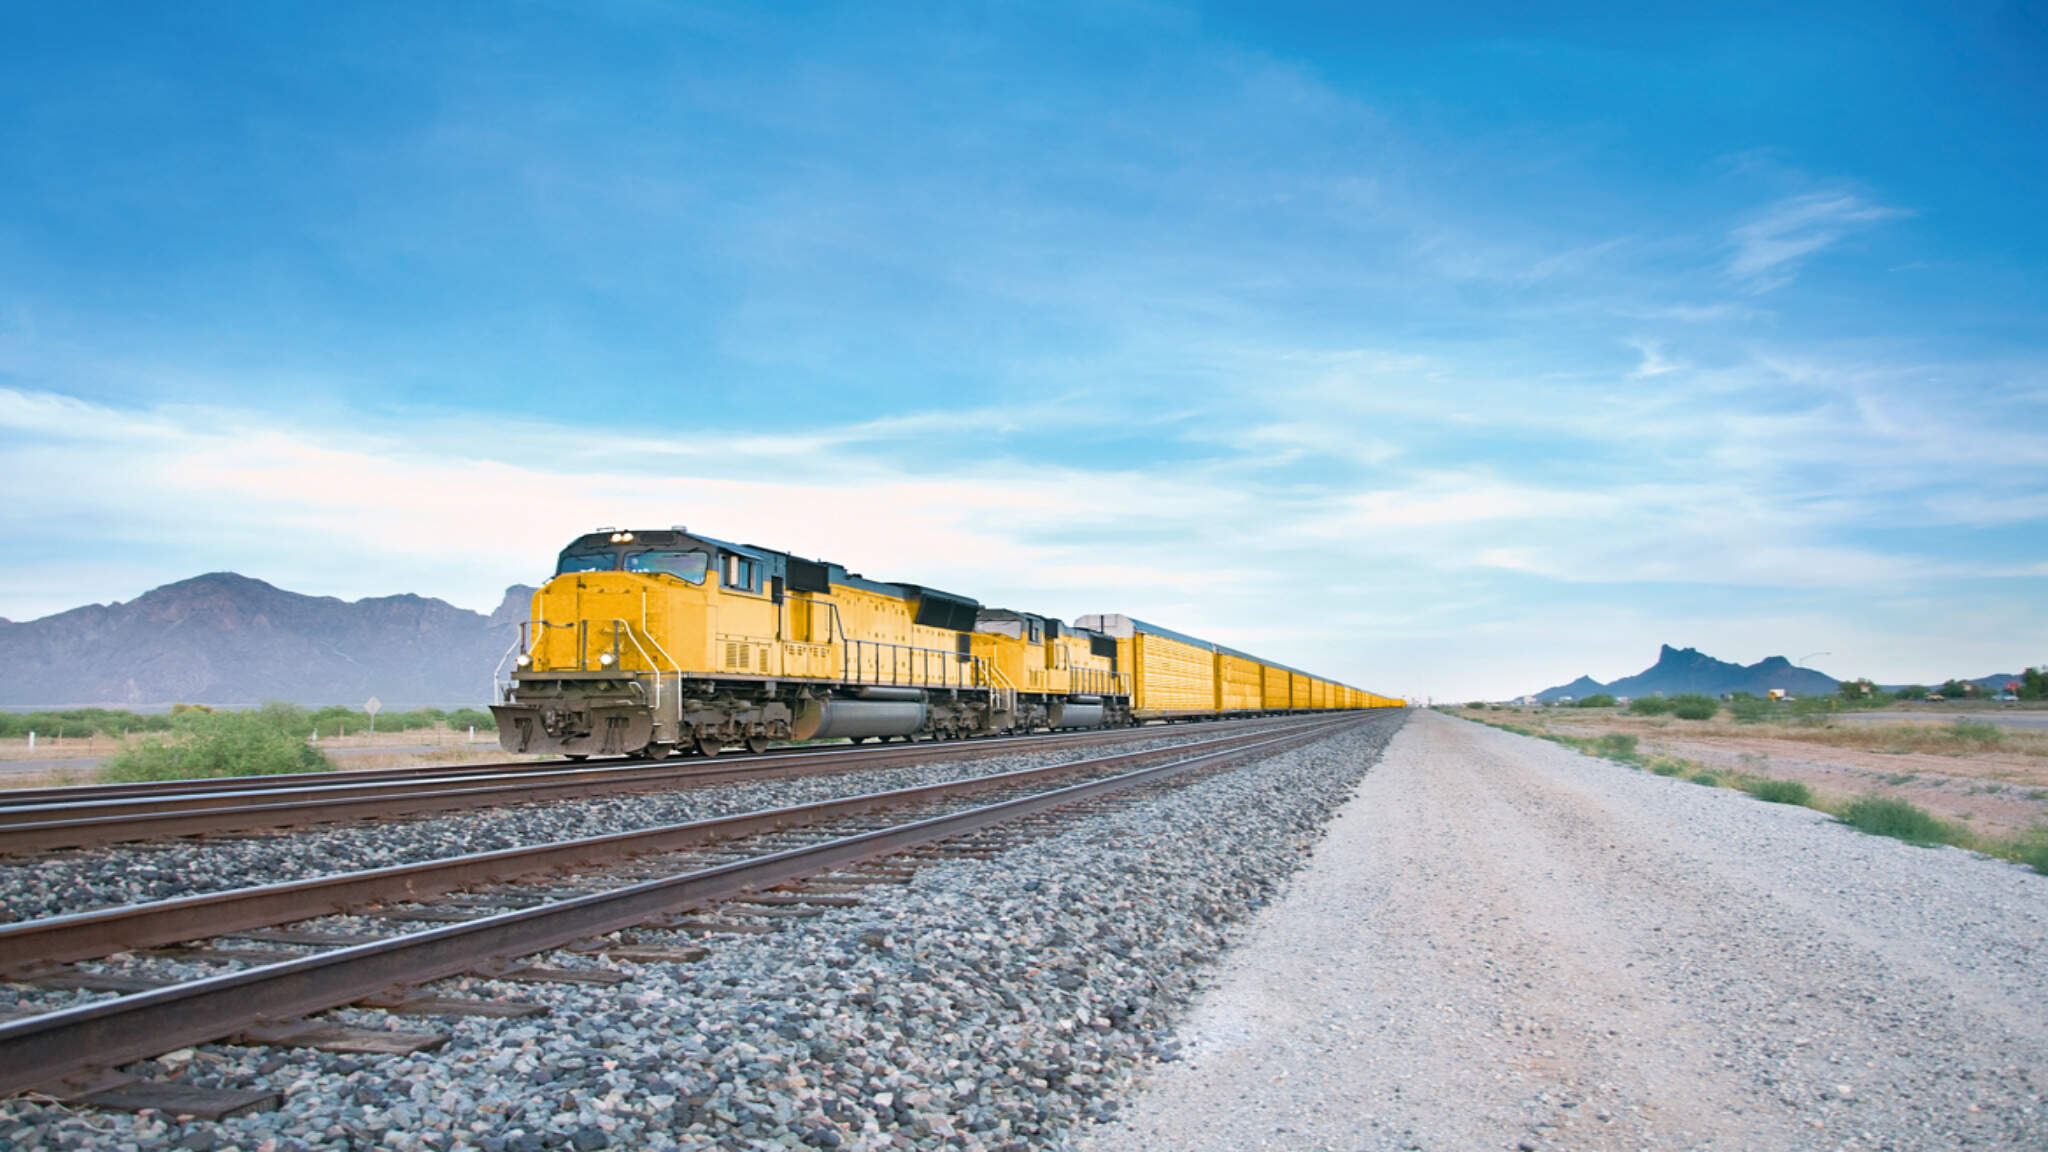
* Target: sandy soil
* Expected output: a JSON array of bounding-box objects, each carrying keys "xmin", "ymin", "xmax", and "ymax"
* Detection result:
[{"xmin": 1084, "ymin": 710, "xmax": 2048, "ymax": 1151}]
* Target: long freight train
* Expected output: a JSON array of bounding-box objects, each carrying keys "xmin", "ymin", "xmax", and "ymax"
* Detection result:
[{"xmin": 492, "ymin": 527, "xmax": 1402, "ymax": 759}]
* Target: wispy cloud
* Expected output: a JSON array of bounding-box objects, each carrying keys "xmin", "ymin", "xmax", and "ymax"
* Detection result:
[
  {"xmin": 1628, "ymin": 339, "xmax": 1682, "ymax": 378},
  {"xmin": 1728, "ymin": 192, "xmax": 1905, "ymax": 292}
]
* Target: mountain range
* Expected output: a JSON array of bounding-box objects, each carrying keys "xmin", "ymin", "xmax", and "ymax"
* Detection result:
[
  {"xmin": 0, "ymin": 573, "xmax": 536, "ymax": 710},
  {"xmin": 1530, "ymin": 644, "xmax": 2021, "ymax": 702}
]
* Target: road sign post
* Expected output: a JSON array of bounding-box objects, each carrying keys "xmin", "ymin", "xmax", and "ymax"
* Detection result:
[{"xmin": 365, "ymin": 697, "xmax": 382, "ymax": 735}]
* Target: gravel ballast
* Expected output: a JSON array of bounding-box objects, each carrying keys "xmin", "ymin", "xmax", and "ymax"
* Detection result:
[
  {"xmin": 1084, "ymin": 709, "xmax": 2048, "ymax": 1151},
  {"xmin": 0, "ymin": 715, "xmax": 1404, "ymax": 1150}
]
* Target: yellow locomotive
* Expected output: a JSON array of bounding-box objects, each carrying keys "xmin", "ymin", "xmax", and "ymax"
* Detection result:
[{"xmin": 492, "ymin": 527, "xmax": 1401, "ymax": 758}]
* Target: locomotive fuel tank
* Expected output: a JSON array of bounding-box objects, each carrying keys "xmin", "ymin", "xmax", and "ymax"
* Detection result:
[
  {"xmin": 791, "ymin": 686, "xmax": 929, "ymax": 741},
  {"xmin": 1047, "ymin": 698, "xmax": 1106, "ymax": 729}
]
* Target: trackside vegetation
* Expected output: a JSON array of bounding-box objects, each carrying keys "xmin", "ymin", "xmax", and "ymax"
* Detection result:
[
  {"xmin": 102, "ymin": 706, "xmax": 330, "ymax": 781},
  {"xmin": 1452, "ymin": 710, "xmax": 2048, "ymax": 876},
  {"xmin": 77, "ymin": 703, "xmax": 499, "ymax": 782},
  {"xmin": 1, "ymin": 704, "xmax": 496, "ymax": 740}
]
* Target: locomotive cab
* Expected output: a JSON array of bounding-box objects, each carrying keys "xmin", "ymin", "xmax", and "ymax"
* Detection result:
[{"xmin": 495, "ymin": 528, "xmax": 817, "ymax": 757}]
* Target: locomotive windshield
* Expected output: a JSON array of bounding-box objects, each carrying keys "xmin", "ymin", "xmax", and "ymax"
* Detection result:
[
  {"xmin": 554, "ymin": 548, "xmax": 708, "ymax": 583},
  {"xmin": 624, "ymin": 549, "xmax": 709, "ymax": 583}
]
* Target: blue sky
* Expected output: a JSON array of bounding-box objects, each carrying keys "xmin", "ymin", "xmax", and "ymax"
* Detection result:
[{"xmin": 2, "ymin": 2, "xmax": 2044, "ymax": 701}]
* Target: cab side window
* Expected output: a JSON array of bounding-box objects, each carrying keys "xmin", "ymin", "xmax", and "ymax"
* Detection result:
[{"xmin": 721, "ymin": 554, "xmax": 760, "ymax": 593}]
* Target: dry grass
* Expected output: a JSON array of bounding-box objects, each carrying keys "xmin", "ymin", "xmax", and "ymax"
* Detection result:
[{"xmin": 1750, "ymin": 720, "xmax": 2045, "ymax": 759}]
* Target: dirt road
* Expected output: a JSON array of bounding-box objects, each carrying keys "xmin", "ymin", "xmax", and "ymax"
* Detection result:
[{"xmin": 1084, "ymin": 709, "xmax": 2047, "ymax": 1151}]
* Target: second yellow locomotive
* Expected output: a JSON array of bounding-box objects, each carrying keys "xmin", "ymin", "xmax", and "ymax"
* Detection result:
[{"xmin": 492, "ymin": 526, "xmax": 1398, "ymax": 759}]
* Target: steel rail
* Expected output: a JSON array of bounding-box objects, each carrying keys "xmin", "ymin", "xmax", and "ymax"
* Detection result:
[
  {"xmin": 0, "ymin": 718, "xmax": 1345, "ymax": 974},
  {"xmin": 0, "ymin": 718, "xmax": 1318, "ymax": 853},
  {"xmin": 0, "ymin": 717, "xmax": 1356, "ymax": 1097}
]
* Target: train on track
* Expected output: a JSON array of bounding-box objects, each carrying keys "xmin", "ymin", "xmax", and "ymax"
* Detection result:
[{"xmin": 492, "ymin": 527, "xmax": 1403, "ymax": 758}]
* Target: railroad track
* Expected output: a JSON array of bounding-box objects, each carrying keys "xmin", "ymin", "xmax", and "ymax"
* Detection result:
[
  {"xmin": 0, "ymin": 717, "xmax": 1311, "ymax": 854},
  {"xmin": 0, "ymin": 716, "xmax": 1357, "ymax": 1112}
]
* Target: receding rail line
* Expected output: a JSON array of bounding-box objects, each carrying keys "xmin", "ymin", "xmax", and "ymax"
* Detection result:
[
  {"xmin": 0, "ymin": 720, "xmax": 1269, "ymax": 808},
  {"xmin": 0, "ymin": 718, "xmax": 1340, "ymax": 973},
  {"xmin": 0, "ymin": 717, "xmax": 1312, "ymax": 853},
  {"xmin": 0, "ymin": 717, "xmax": 1354, "ymax": 1098}
]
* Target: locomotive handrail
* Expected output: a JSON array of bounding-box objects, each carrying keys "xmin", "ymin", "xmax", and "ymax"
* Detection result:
[
  {"xmin": 609, "ymin": 618, "xmax": 680, "ymax": 711},
  {"xmin": 842, "ymin": 637, "xmax": 980, "ymax": 690},
  {"xmin": 492, "ymin": 629, "xmax": 525, "ymax": 704},
  {"xmin": 985, "ymin": 662, "xmax": 1016, "ymax": 715}
]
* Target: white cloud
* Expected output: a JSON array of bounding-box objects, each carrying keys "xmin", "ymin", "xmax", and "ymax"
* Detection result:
[
  {"xmin": 2, "ymin": 346, "xmax": 2043, "ymax": 702},
  {"xmin": 1627, "ymin": 339, "xmax": 1681, "ymax": 378},
  {"xmin": 1728, "ymin": 192, "xmax": 1904, "ymax": 292}
]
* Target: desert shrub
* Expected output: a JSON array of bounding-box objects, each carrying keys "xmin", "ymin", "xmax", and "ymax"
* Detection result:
[
  {"xmin": 1727, "ymin": 695, "xmax": 1774, "ymax": 724},
  {"xmin": 1650, "ymin": 759, "xmax": 1686, "ymax": 776},
  {"xmin": 446, "ymin": 707, "xmax": 497, "ymax": 731},
  {"xmin": 1839, "ymin": 795, "xmax": 1952, "ymax": 847},
  {"xmin": 1593, "ymin": 733, "xmax": 1639, "ymax": 762},
  {"xmin": 102, "ymin": 709, "xmax": 329, "ymax": 782},
  {"xmin": 0, "ymin": 708, "xmax": 175, "ymax": 738},
  {"xmin": 1690, "ymin": 772, "xmax": 1721, "ymax": 787},
  {"xmin": 1947, "ymin": 719, "xmax": 2005, "ymax": 747},
  {"xmin": 1627, "ymin": 696, "xmax": 1671, "ymax": 716},
  {"xmin": 1574, "ymin": 694, "xmax": 1618, "ymax": 709},
  {"xmin": 1745, "ymin": 778, "xmax": 1813, "ymax": 806},
  {"xmin": 1669, "ymin": 695, "xmax": 1719, "ymax": 721},
  {"xmin": 2014, "ymin": 833, "xmax": 2048, "ymax": 875}
]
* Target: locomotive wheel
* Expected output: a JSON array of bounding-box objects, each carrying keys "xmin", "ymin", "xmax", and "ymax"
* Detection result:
[
  {"xmin": 746, "ymin": 736, "xmax": 770, "ymax": 755},
  {"xmin": 696, "ymin": 736, "xmax": 723, "ymax": 759}
]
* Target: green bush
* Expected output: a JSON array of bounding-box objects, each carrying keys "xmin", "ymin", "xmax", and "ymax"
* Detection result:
[
  {"xmin": 1745, "ymin": 778, "xmax": 1813, "ymax": 806},
  {"xmin": 0, "ymin": 708, "xmax": 176, "ymax": 738},
  {"xmin": 1593, "ymin": 733, "xmax": 1639, "ymax": 762},
  {"xmin": 1690, "ymin": 773, "xmax": 1721, "ymax": 787},
  {"xmin": 2014, "ymin": 833, "xmax": 2048, "ymax": 875},
  {"xmin": 1727, "ymin": 695, "xmax": 1773, "ymax": 724},
  {"xmin": 446, "ymin": 707, "xmax": 497, "ymax": 731},
  {"xmin": 102, "ymin": 709, "xmax": 330, "ymax": 782},
  {"xmin": 1948, "ymin": 719, "xmax": 2005, "ymax": 747},
  {"xmin": 1669, "ymin": 694, "xmax": 1719, "ymax": 721},
  {"xmin": 1627, "ymin": 696, "xmax": 1671, "ymax": 716},
  {"xmin": 1650, "ymin": 759, "xmax": 1686, "ymax": 776},
  {"xmin": 1574, "ymin": 694, "xmax": 1618, "ymax": 709},
  {"xmin": 1839, "ymin": 795, "xmax": 1953, "ymax": 847}
]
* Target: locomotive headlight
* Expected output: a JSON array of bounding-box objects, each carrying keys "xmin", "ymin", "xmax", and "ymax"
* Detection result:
[
  {"xmin": 598, "ymin": 651, "xmax": 617, "ymax": 667},
  {"xmin": 515, "ymin": 653, "xmax": 532, "ymax": 668}
]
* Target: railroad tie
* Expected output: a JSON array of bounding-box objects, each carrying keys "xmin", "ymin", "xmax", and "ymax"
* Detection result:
[
  {"xmin": 232, "ymin": 928, "xmax": 390, "ymax": 947},
  {"xmin": 24, "ymin": 969, "xmax": 173, "ymax": 994},
  {"xmin": 474, "ymin": 964, "xmax": 631, "ymax": 986},
  {"xmin": 234, "ymin": 1020, "xmax": 449, "ymax": 1056},
  {"xmin": 592, "ymin": 944, "xmax": 710, "ymax": 964},
  {"xmin": 356, "ymin": 991, "xmax": 548, "ymax": 1018},
  {"xmin": 75, "ymin": 1081, "xmax": 281, "ymax": 1121}
]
